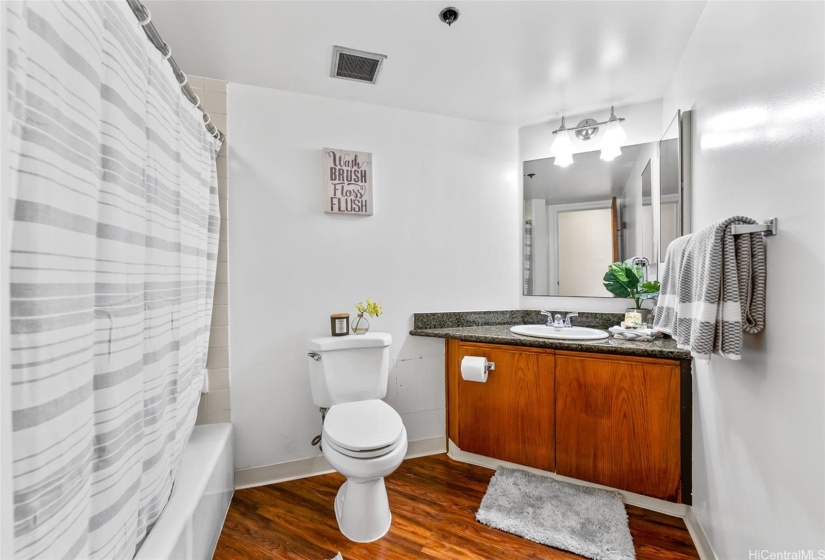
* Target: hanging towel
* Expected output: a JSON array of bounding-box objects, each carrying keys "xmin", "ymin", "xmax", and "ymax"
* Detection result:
[{"xmin": 653, "ymin": 216, "xmax": 766, "ymax": 361}]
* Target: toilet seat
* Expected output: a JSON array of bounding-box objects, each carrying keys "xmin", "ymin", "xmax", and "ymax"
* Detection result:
[{"xmin": 324, "ymin": 400, "xmax": 404, "ymax": 459}]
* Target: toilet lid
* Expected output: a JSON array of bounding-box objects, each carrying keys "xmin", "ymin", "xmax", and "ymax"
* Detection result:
[{"xmin": 324, "ymin": 400, "xmax": 403, "ymax": 452}]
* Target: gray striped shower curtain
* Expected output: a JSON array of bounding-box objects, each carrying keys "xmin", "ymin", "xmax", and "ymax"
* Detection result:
[{"xmin": 6, "ymin": 1, "xmax": 221, "ymax": 558}]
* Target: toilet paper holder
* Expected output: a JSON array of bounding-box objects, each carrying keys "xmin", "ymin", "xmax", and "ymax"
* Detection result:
[
  {"xmin": 471, "ymin": 359, "xmax": 495, "ymax": 372},
  {"xmin": 470, "ymin": 360, "xmax": 495, "ymax": 372},
  {"xmin": 460, "ymin": 356, "xmax": 496, "ymax": 383}
]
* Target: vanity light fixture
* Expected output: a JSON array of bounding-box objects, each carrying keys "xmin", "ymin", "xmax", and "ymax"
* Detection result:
[{"xmin": 550, "ymin": 106, "xmax": 627, "ymax": 166}]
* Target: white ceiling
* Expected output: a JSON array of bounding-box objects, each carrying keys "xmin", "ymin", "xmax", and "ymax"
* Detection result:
[{"xmin": 144, "ymin": 1, "xmax": 707, "ymax": 126}]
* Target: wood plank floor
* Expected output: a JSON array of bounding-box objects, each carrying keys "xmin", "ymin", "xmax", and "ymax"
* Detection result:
[{"xmin": 215, "ymin": 454, "xmax": 699, "ymax": 559}]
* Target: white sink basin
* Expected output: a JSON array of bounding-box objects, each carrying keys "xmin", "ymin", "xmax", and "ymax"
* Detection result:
[{"xmin": 510, "ymin": 325, "xmax": 609, "ymax": 341}]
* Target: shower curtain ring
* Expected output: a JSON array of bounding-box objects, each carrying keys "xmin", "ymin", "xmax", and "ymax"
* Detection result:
[
  {"xmin": 162, "ymin": 43, "xmax": 172, "ymax": 60},
  {"xmin": 137, "ymin": 7, "xmax": 151, "ymax": 25},
  {"xmin": 177, "ymin": 72, "xmax": 188, "ymax": 87},
  {"xmin": 192, "ymin": 93, "xmax": 202, "ymax": 109}
]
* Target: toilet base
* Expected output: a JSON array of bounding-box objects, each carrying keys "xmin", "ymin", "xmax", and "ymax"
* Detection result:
[{"xmin": 334, "ymin": 478, "xmax": 392, "ymax": 542}]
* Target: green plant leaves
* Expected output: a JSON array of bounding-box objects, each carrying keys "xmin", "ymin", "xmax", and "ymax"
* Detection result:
[
  {"xmin": 637, "ymin": 280, "xmax": 661, "ymax": 301},
  {"xmin": 603, "ymin": 263, "xmax": 661, "ymax": 307},
  {"xmin": 602, "ymin": 262, "xmax": 641, "ymax": 299}
]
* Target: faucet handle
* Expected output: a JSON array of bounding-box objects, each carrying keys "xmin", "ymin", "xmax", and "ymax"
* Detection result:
[
  {"xmin": 540, "ymin": 310, "xmax": 552, "ymax": 316},
  {"xmin": 565, "ymin": 312, "xmax": 579, "ymax": 327}
]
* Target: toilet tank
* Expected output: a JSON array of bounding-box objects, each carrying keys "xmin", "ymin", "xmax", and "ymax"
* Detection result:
[{"xmin": 307, "ymin": 332, "xmax": 392, "ymax": 408}]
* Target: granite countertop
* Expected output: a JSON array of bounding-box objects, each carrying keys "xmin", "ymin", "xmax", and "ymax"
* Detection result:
[{"xmin": 409, "ymin": 310, "xmax": 691, "ymax": 360}]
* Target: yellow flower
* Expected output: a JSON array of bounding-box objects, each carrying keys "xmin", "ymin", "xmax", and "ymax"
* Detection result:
[{"xmin": 355, "ymin": 298, "xmax": 382, "ymax": 318}]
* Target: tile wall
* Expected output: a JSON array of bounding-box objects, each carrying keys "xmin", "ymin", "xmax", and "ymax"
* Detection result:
[{"xmin": 190, "ymin": 76, "xmax": 230, "ymax": 425}]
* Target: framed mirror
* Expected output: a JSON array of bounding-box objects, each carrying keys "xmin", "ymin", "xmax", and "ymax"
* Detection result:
[
  {"xmin": 523, "ymin": 142, "xmax": 658, "ymax": 297},
  {"xmin": 658, "ymin": 110, "xmax": 692, "ymax": 262}
]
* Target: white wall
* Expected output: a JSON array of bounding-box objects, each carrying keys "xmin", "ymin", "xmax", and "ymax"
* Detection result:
[
  {"xmin": 663, "ymin": 2, "xmax": 825, "ymax": 557},
  {"xmin": 519, "ymin": 99, "xmax": 663, "ymax": 312},
  {"xmin": 228, "ymin": 84, "xmax": 519, "ymax": 471}
]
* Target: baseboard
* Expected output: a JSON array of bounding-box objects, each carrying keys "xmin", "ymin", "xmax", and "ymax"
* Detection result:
[
  {"xmin": 406, "ymin": 435, "xmax": 447, "ymax": 458},
  {"xmin": 235, "ymin": 454, "xmax": 334, "ymax": 489},
  {"xmin": 235, "ymin": 436, "xmax": 447, "ymax": 490},
  {"xmin": 447, "ymin": 441, "xmax": 688, "ymax": 518},
  {"xmin": 684, "ymin": 507, "xmax": 717, "ymax": 560}
]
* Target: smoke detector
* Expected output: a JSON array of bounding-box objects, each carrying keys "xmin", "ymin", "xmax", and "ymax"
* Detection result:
[
  {"xmin": 330, "ymin": 46, "xmax": 387, "ymax": 84},
  {"xmin": 439, "ymin": 7, "xmax": 460, "ymax": 26}
]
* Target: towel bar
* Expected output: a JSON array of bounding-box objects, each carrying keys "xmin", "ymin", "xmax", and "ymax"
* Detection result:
[{"xmin": 731, "ymin": 217, "xmax": 777, "ymax": 236}]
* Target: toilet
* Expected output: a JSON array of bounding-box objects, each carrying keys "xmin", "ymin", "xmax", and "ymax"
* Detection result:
[{"xmin": 307, "ymin": 332, "xmax": 408, "ymax": 542}]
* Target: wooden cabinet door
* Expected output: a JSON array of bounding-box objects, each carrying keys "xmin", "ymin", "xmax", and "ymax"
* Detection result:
[
  {"xmin": 448, "ymin": 341, "xmax": 555, "ymax": 472},
  {"xmin": 555, "ymin": 351, "xmax": 682, "ymax": 501}
]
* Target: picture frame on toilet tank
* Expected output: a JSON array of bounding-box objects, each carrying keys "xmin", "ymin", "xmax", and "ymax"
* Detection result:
[{"xmin": 323, "ymin": 147, "xmax": 373, "ymax": 216}]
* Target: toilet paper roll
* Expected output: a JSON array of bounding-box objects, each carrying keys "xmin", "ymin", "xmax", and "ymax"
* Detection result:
[{"xmin": 461, "ymin": 356, "xmax": 489, "ymax": 383}]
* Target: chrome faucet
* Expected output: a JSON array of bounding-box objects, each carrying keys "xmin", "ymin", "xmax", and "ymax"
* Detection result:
[{"xmin": 540, "ymin": 310, "xmax": 579, "ymax": 328}]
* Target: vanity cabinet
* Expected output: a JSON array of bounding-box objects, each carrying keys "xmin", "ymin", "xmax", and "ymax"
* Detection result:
[
  {"xmin": 445, "ymin": 340, "xmax": 691, "ymax": 504},
  {"xmin": 446, "ymin": 340, "xmax": 555, "ymax": 471},
  {"xmin": 554, "ymin": 351, "xmax": 682, "ymax": 502}
]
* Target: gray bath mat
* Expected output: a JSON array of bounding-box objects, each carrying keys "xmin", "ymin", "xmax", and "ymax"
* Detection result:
[{"xmin": 476, "ymin": 467, "xmax": 636, "ymax": 560}]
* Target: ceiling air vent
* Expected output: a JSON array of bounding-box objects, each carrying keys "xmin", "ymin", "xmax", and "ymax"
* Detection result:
[{"xmin": 330, "ymin": 46, "xmax": 387, "ymax": 84}]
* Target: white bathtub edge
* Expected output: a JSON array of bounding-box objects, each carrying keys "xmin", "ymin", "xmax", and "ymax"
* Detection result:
[{"xmin": 135, "ymin": 422, "xmax": 234, "ymax": 560}]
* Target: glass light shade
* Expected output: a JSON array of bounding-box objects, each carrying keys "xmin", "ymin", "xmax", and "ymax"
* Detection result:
[
  {"xmin": 600, "ymin": 120, "xmax": 627, "ymax": 161},
  {"xmin": 554, "ymin": 151, "xmax": 574, "ymax": 167},
  {"xmin": 551, "ymin": 130, "xmax": 574, "ymax": 167}
]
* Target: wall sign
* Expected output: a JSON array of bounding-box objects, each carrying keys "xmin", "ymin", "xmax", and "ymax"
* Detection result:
[{"xmin": 323, "ymin": 147, "xmax": 373, "ymax": 216}]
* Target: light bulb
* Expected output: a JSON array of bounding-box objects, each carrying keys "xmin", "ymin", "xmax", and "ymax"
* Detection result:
[
  {"xmin": 551, "ymin": 130, "xmax": 574, "ymax": 167},
  {"xmin": 600, "ymin": 119, "xmax": 627, "ymax": 161}
]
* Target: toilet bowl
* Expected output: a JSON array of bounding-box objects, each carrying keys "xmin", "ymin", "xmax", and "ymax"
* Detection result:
[{"xmin": 321, "ymin": 399, "xmax": 408, "ymax": 542}]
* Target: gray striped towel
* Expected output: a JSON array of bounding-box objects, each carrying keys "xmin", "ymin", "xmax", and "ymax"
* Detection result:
[{"xmin": 653, "ymin": 216, "xmax": 766, "ymax": 361}]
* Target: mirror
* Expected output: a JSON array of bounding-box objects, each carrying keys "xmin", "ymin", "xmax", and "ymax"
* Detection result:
[
  {"xmin": 523, "ymin": 142, "xmax": 658, "ymax": 297},
  {"xmin": 659, "ymin": 110, "xmax": 692, "ymax": 262}
]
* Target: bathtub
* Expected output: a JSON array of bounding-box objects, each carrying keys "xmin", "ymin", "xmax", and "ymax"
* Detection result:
[{"xmin": 135, "ymin": 423, "xmax": 234, "ymax": 560}]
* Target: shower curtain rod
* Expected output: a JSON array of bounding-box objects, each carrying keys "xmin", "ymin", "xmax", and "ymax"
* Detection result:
[{"xmin": 126, "ymin": 0, "xmax": 225, "ymax": 143}]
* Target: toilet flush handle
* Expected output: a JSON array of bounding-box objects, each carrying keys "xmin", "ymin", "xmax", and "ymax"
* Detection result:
[{"xmin": 308, "ymin": 352, "xmax": 321, "ymax": 361}]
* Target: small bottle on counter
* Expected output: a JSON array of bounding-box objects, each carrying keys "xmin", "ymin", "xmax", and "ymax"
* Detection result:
[{"xmin": 330, "ymin": 313, "xmax": 350, "ymax": 336}]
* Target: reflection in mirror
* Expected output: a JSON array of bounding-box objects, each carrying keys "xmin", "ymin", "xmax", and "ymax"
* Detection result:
[
  {"xmin": 523, "ymin": 142, "xmax": 658, "ymax": 297},
  {"xmin": 659, "ymin": 113, "xmax": 680, "ymax": 259},
  {"xmin": 659, "ymin": 110, "xmax": 692, "ymax": 262}
]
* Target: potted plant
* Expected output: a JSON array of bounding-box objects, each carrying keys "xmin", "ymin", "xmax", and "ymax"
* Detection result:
[
  {"xmin": 602, "ymin": 262, "xmax": 660, "ymax": 327},
  {"xmin": 352, "ymin": 298, "xmax": 382, "ymax": 334}
]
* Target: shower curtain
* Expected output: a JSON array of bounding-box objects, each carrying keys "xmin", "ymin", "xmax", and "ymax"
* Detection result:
[
  {"xmin": 523, "ymin": 220, "xmax": 533, "ymax": 295},
  {"xmin": 6, "ymin": 2, "xmax": 221, "ymax": 558}
]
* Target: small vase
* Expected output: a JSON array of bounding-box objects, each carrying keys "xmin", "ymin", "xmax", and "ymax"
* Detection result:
[{"xmin": 352, "ymin": 313, "xmax": 370, "ymax": 335}]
